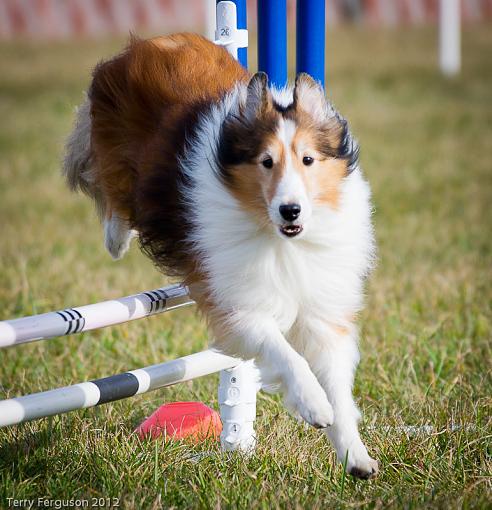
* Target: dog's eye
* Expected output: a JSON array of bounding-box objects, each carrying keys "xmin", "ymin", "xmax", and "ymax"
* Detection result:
[
  {"xmin": 302, "ymin": 156, "xmax": 314, "ymax": 166},
  {"xmin": 262, "ymin": 158, "xmax": 273, "ymax": 169}
]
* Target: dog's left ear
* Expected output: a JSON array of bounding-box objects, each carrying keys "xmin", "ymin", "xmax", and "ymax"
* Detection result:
[{"xmin": 293, "ymin": 73, "xmax": 328, "ymax": 124}]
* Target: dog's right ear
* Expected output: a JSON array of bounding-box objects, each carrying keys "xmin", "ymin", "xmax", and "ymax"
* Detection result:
[
  {"xmin": 293, "ymin": 73, "xmax": 328, "ymax": 124},
  {"xmin": 243, "ymin": 72, "xmax": 272, "ymax": 120}
]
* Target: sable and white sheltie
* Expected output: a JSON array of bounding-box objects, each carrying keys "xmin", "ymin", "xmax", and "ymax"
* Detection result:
[{"xmin": 64, "ymin": 33, "xmax": 378, "ymax": 479}]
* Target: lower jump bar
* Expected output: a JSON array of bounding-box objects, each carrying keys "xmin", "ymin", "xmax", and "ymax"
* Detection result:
[
  {"xmin": 0, "ymin": 283, "xmax": 194, "ymax": 348},
  {"xmin": 0, "ymin": 349, "xmax": 239, "ymax": 427}
]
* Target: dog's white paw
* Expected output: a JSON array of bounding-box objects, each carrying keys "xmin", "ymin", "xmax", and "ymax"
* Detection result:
[
  {"xmin": 283, "ymin": 369, "xmax": 334, "ymax": 429},
  {"xmin": 348, "ymin": 457, "xmax": 378, "ymax": 480},
  {"xmin": 341, "ymin": 443, "xmax": 379, "ymax": 480}
]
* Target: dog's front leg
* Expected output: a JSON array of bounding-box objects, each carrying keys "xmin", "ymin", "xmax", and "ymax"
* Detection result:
[
  {"xmin": 304, "ymin": 324, "xmax": 378, "ymax": 479},
  {"xmin": 215, "ymin": 313, "xmax": 334, "ymax": 429}
]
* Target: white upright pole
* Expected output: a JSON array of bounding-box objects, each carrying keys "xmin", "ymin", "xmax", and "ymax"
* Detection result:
[
  {"xmin": 215, "ymin": 1, "xmax": 248, "ymax": 61},
  {"xmin": 439, "ymin": 0, "xmax": 461, "ymax": 76},
  {"xmin": 218, "ymin": 360, "xmax": 261, "ymax": 453}
]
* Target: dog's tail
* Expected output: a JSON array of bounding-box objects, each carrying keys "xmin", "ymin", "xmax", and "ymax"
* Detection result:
[{"xmin": 63, "ymin": 97, "xmax": 135, "ymax": 259}]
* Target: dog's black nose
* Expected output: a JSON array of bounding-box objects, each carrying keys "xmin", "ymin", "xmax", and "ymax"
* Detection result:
[{"xmin": 279, "ymin": 203, "xmax": 301, "ymax": 222}]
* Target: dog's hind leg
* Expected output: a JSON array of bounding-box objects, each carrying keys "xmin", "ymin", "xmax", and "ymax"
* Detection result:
[{"xmin": 104, "ymin": 213, "xmax": 137, "ymax": 260}]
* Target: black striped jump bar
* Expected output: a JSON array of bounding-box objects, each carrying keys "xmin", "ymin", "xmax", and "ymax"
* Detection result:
[
  {"xmin": 0, "ymin": 349, "xmax": 239, "ymax": 427},
  {"xmin": 0, "ymin": 284, "xmax": 194, "ymax": 348}
]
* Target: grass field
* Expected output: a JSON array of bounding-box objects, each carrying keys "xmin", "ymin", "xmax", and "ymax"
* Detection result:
[{"xmin": 0, "ymin": 26, "xmax": 491, "ymax": 509}]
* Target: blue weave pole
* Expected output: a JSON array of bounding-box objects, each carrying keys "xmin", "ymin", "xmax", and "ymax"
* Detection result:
[
  {"xmin": 296, "ymin": 0, "xmax": 326, "ymax": 88},
  {"xmin": 217, "ymin": 0, "xmax": 248, "ymax": 68},
  {"xmin": 258, "ymin": 0, "xmax": 287, "ymax": 88}
]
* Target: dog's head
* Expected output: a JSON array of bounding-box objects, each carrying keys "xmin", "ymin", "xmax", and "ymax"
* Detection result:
[{"xmin": 218, "ymin": 72, "xmax": 359, "ymax": 239}]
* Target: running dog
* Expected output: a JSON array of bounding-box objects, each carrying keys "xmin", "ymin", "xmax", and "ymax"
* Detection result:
[{"xmin": 64, "ymin": 33, "xmax": 378, "ymax": 479}]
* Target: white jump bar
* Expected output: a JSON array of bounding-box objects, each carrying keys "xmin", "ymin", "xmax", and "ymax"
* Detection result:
[
  {"xmin": 0, "ymin": 349, "xmax": 239, "ymax": 428},
  {"xmin": 0, "ymin": 284, "xmax": 194, "ymax": 348}
]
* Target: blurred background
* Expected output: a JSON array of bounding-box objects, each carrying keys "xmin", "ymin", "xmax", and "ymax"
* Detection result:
[
  {"xmin": 0, "ymin": 0, "xmax": 491, "ymax": 508},
  {"xmin": 1, "ymin": 0, "xmax": 492, "ymax": 39}
]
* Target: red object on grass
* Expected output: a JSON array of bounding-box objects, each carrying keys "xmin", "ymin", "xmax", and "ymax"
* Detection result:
[{"xmin": 135, "ymin": 402, "xmax": 222, "ymax": 441}]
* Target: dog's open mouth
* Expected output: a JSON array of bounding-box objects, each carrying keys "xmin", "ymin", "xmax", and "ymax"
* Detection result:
[{"xmin": 279, "ymin": 224, "xmax": 303, "ymax": 238}]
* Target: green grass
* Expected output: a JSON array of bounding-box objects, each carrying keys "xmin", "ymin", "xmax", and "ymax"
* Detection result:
[{"xmin": 0, "ymin": 26, "xmax": 491, "ymax": 509}]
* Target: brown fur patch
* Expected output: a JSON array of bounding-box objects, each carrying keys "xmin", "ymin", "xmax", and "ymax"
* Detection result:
[
  {"xmin": 88, "ymin": 33, "xmax": 249, "ymax": 278},
  {"xmin": 226, "ymin": 163, "xmax": 269, "ymax": 224},
  {"xmin": 289, "ymin": 126, "xmax": 348, "ymax": 209},
  {"xmin": 292, "ymin": 111, "xmax": 343, "ymax": 156},
  {"xmin": 89, "ymin": 33, "xmax": 248, "ymax": 219},
  {"xmin": 310, "ymin": 158, "xmax": 348, "ymax": 209}
]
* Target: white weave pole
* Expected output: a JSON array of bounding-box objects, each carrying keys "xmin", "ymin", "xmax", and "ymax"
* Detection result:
[{"xmin": 439, "ymin": 0, "xmax": 461, "ymax": 76}]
